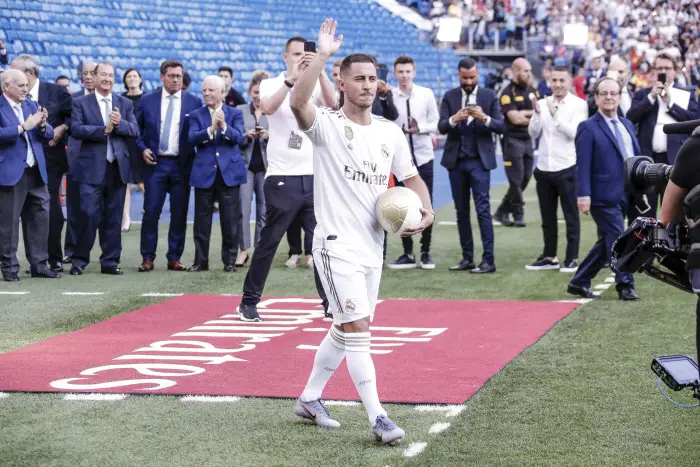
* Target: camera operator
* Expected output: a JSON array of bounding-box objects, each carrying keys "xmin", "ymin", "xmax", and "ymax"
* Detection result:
[{"xmin": 659, "ymin": 131, "xmax": 700, "ymax": 367}]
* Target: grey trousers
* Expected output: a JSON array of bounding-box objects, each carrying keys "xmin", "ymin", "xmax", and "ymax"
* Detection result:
[
  {"xmin": 0, "ymin": 166, "xmax": 50, "ymax": 275},
  {"xmin": 239, "ymin": 169, "xmax": 266, "ymax": 250}
]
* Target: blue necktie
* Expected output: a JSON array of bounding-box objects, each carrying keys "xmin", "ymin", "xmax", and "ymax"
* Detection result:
[
  {"xmin": 610, "ymin": 120, "xmax": 629, "ymax": 158},
  {"xmin": 159, "ymin": 95, "xmax": 174, "ymax": 153}
]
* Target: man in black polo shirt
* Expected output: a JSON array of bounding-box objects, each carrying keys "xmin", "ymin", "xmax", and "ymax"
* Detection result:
[{"xmin": 494, "ymin": 58, "xmax": 539, "ymax": 227}]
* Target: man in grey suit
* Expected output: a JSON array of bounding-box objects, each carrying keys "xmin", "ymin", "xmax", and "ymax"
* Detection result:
[
  {"xmin": 0, "ymin": 70, "xmax": 60, "ymax": 281},
  {"xmin": 236, "ymin": 71, "xmax": 269, "ymax": 267}
]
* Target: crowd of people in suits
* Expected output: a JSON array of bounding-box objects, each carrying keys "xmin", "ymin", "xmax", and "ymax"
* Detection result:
[{"xmin": 0, "ymin": 44, "xmax": 697, "ymax": 306}]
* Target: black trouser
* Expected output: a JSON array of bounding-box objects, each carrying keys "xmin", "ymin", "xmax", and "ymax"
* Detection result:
[
  {"xmin": 193, "ymin": 169, "xmax": 240, "ymax": 267},
  {"xmin": 46, "ymin": 165, "xmax": 66, "ymax": 265},
  {"xmin": 401, "ymin": 160, "xmax": 434, "ymax": 255},
  {"xmin": 534, "ymin": 166, "xmax": 580, "ymax": 263},
  {"xmin": 696, "ymin": 298, "xmax": 700, "ymax": 368},
  {"xmin": 498, "ymin": 136, "xmax": 534, "ymax": 217},
  {"xmin": 286, "ymin": 214, "xmax": 310, "ymax": 256},
  {"xmin": 627, "ymin": 151, "xmax": 667, "ymax": 225},
  {"xmin": 64, "ymin": 172, "xmax": 79, "ymax": 258},
  {"xmin": 0, "ymin": 166, "xmax": 50, "ymax": 276},
  {"xmin": 242, "ymin": 175, "xmax": 328, "ymax": 309}
]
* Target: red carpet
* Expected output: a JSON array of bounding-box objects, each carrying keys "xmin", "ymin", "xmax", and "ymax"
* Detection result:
[{"xmin": 0, "ymin": 296, "xmax": 578, "ymax": 404}]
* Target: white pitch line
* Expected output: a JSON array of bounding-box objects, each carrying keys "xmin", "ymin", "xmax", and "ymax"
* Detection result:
[
  {"xmin": 557, "ymin": 220, "xmax": 565, "ymax": 224},
  {"xmin": 438, "ymin": 221, "xmax": 457, "ymax": 226},
  {"xmin": 62, "ymin": 292, "xmax": 104, "ymax": 296},
  {"xmin": 592, "ymin": 290, "xmax": 603, "ymax": 296},
  {"xmin": 181, "ymin": 395, "xmax": 240, "ymax": 403},
  {"xmin": 604, "ymin": 277, "xmax": 615, "ymax": 283},
  {"xmin": 403, "ymin": 442, "xmax": 428, "ymax": 457},
  {"xmin": 0, "ymin": 392, "xmax": 8, "ymax": 399},
  {"xmin": 323, "ymin": 400, "xmax": 360, "ymax": 406},
  {"xmin": 0, "ymin": 291, "xmax": 29, "ymax": 295},
  {"xmin": 558, "ymin": 298, "xmax": 593, "ymax": 304},
  {"xmin": 414, "ymin": 404, "xmax": 464, "ymax": 417},
  {"xmin": 141, "ymin": 293, "xmax": 184, "ymax": 297},
  {"xmin": 429, "ymin": 422, "xmax": 451, "ymax": 434},
  {"xmin": 593, "ymin": 284, "xmax": 612, "ymax": 290},
  {"xmin": 303, "ymin": 328, "xmax": 329, "ymax": 332},
  {"xmin": 64, "ymin": 393, "xmax": 127, "ymax": 401}
]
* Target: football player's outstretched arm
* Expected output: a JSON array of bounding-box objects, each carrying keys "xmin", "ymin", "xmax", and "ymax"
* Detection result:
[
  {"xmin": 401, "ymin": 174, "xmax": 434, "ymax": 237},
  {"xmin": 290, "ymin": 18, "xmax": 343, "ymax": 131}
]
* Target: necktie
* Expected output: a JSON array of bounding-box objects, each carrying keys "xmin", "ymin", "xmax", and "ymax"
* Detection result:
[
  {"xmin": 14, "ymin": 104, "xmax": 35, "ymax": 167},
  {"xmin": 102, "ymin": 98, "xmax": 115, "ymax": 163},
  {"xmin": 611, "ymin": 120, "xmax": 630, "ymax": 158},
  {"xmin": 159, "ymin": 94, "xmax": 174, "ymax": 153}
]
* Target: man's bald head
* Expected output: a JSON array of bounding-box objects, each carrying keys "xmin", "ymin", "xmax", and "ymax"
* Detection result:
[{"xmin": 511, "ymin": 58, "xmax": 532, "ymax": 86}]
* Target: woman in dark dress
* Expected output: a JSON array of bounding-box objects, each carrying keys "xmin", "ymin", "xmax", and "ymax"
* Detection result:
[{"xmin": 121, "ymin": 68, "xmax": 144, "ymax": 232}]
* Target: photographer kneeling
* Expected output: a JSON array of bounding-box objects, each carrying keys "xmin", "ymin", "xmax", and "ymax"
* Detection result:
[{"xmin": 659, "ymin": 131, "xmax": 700, "ymax": 366}]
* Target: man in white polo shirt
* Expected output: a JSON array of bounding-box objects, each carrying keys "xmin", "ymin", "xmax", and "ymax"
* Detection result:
[
  {"xmin": 388, "ymin": 55, "xmax": 439, "ymax": 270},
  {"xmin": 237, "ymin": 36, "xmax": 337, "ymax": 322}
]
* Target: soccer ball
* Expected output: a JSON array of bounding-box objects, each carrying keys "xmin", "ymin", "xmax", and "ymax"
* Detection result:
[{"xmin": 375, "ymin": 187, "xmax": 423, "ymax": 235}]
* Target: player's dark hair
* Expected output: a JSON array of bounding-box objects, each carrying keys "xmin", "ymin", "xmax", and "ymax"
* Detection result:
[
  {"xmin": 217, "ymin": 65, "xmax": 233, "ymax": 77},
  {"xmin": 340, "ymin": 54, "xmax": 377, "ymax": 76},
  {"xmin": 55, "ymin": 75, "xmax": 70, "ymax": 83},
  {"xmin": 160, "ymin": 59, "xmax": 183, "ymax": 76},
  {"xmin": 458, "ymin": 57, "xmax": 477, "ymax": 70},
  {"xmin": 183, "ymin": 72, "xmax": 191, "ymax": 88},
  {"xmin": 393, "ymin": 55, "xmax": 415, "ymax": 69},
  {"xmin": 285, "ymin": 37, "xmax": 306, "ymax": 52},
  {"xmin": 593, "ymin": 77, "xmax": 622, "ymax": 94},
  {"xmin": 552, "ymin": 65, "xmax": 570, "ymax": 74}
]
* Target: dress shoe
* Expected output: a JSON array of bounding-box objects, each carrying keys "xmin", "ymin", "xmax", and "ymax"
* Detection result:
[
  {"xmin": 223, "ymin": 264, "xmax": 237, "ymax": 273},
  {"xmin": 449, "ymin": 259, "xmax": 476, "ymax": 271},
  {"xmin": 567, "ymin": 283, "xmax": 596, "ymax": 298},
  {"xmin": 63, "ymin": 256, "xmax": 72, "ymax": 264},
  {"xmin": 3, "ymin": 273, "xmax": 20, "ymax": 282},
  {"xmin": 101, "ymin": 267, "xmax": 123, "ymax": 275},
  {"xmin": 513, "ymin": 216, "xmax": 526, "ymax": 227},
  {"xmin": 618, "ymin": 287, "xmax": 640, "ymax": 301},
  {"xmin": 70, "ymin": 265, "xmax": 83, "ymax": 275},
  {"xmin": 138, "ymin": 260, "xmax": 155, "ymax": 272},
  {"xmin": 50, "ymin": 261, "xmax": 64, "ymax": 273},
  {"xmin": 167, "ymin": 260, "xmax": 186, "ymax": 271},
  {"xmin": 493, "ymin": 211, "xmax": 514, "ymax": 227},
  {"xmin": 470, "ymin": 263, "xmax": 496, "ymax": 274},
  {"xmin": 187, "ymin": 263, "xmax": 209, "ymax": 272},
  {"xmin": 31, "ymin": 269, "xmax": 61, "ymax": 279},
  {"xmin": 235, "ymin": 253, "xmax": 249, "ymax": 268}
]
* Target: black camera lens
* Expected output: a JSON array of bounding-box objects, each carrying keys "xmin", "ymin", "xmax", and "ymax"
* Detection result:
[{"xmin": 624, "ymin": 156, "xmax": 673, "ymax": 194}]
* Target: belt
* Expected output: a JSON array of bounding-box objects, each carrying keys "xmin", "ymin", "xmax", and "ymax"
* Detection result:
[{"xmin": 157, "ymin": 154, "xmax": 179, "ymax": 158}]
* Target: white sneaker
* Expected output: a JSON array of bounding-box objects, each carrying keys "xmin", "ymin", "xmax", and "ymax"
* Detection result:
[
  {"xmin": 560, "ymin": 260, "xmax": 579, "ymax": 273},
  {"xmin": 306, "ymin": 254, "xmax": 313, "ymax": 268},
  {"xmin": 286, "ymin": 254, "xmax": 301, "ymax": 268},
  {"xmin": 373, "ymin": 414, "xmax": 405, "ymax": 445}
]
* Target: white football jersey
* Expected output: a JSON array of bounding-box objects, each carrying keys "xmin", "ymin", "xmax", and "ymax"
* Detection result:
[{"xmin": 304, "ymin": 107, "xmax": 418, "ymax": 268}]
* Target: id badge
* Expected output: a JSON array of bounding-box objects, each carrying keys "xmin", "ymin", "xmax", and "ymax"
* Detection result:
[{"xmin": 288, "ymin": 131, "xmax": 303, "ymax": 150}]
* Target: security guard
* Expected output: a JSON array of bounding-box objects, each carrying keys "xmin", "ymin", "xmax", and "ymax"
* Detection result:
[{"xmin": 494, "ymin": 58, "xmax": 539, "ymax": 227}]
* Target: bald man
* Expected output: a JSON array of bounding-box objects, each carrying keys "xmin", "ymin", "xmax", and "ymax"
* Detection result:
[
  {"xmin": 494, "ymin": 58, "xmax": 539, "ymax": 227},
  {"xmin": 187, "ymin": 75, "xmax": 247, "ymax": 272}
]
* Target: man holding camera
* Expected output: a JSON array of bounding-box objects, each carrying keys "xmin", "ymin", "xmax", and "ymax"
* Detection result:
[
  {"xmin": 627, "ymin": 52, "xmax": 697, "ymax": 220},
  {"xmin": 568, "ymin": 78, "xmax": 640, "ymax": 301}
]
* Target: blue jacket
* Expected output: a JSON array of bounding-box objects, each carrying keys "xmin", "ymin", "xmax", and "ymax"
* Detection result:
[
  {"xmin": 626, "ymin": 86, "xmax": 698, "ymax": 164},
  {"xmin": 188, "ymin": 104, "xmax": 247, "ymax": 189},
  {"xmin": 438, "ymin": 86, "xmax": 505, "ymax": 171},
  {"xmin": 136, "ymin": 90, "xmax": 203, "ymax": 169},
  {"xmin": 70, "ymin": 92, "xmax": 139, "ymax": 184},
  {"xmin": 0, "ymin": 96, "xmax": 54, "ymax": 186},
  {"xmin": 575, "ymin": 112, "xmax": 641, "ymax": 207}
]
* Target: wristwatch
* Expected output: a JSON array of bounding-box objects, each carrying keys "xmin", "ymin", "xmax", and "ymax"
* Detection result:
[{"xmin": 284, "ymin": 79, "xmax": 294, "ymax": 88}]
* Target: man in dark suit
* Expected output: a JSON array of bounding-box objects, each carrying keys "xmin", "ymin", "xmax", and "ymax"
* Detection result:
[
  {"xmin": 136, "ymin": 59, "xmax": 203, "ymax": 272},
  {"xmin": 187, "ymin": 75, "xmax": 247, "ymax": 272},
  {"xmin": 626, "ymin": 52, "xmax": 698, "ymax": 220},
  {"xmin": 568, "ymin": 78, "xmax": 640, "ymax": 301},
  {"xmin": 11, "ymin": 54, "xmax": 72, "ymax": 272},
  {"xmin": 69, "ymin": 62, "xmax": 139, "ymax": 275},
  {"xmin": 64, "ymin": 61, "xmax": 97, "ymax": 264},
  {"xmin": 0, "ymin": 69, "xmax": 60, "ymax": 281},
  {"xmin": 438, "ymin": 57, "xmax": 505, "ymax": 274}
]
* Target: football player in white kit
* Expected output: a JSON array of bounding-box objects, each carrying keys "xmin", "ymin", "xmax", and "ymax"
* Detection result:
[{"xmin": 289, "ymin": 19, "xmax": 434, "ymax": 445}]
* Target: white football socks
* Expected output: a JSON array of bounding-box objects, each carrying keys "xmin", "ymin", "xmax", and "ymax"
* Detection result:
[
  {"xmin": 300, "ymin": 327, "xmax": 346, "ymax": 402},
  {"xmin": 345, "ymin": 331, "xmax": 386, "ymax": 426}
]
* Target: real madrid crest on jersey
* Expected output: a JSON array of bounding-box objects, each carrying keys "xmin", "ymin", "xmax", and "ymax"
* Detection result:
[
  {"xmin": 345, "ymin": 299, "xmax": 356, "ymax": 313},
  {"xmin": 380, "ymin": 144, "xmax": 389, "ymax": 159},
  {"xmin": 344, "ymin": 125, "xmax": 354, "ymax": 141}
]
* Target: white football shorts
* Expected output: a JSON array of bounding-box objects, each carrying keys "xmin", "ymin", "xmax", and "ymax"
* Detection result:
[{"xmin": 313, "ymin": 248, "xmax": 382, "ymax": 326}]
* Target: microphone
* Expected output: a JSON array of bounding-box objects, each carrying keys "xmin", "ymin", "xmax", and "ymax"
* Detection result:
[{"xmin": 663, "ymin": 119, "xmax": 700, "ymax": 135}]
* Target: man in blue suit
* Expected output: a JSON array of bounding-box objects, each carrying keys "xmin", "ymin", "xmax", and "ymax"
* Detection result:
[
  {"xmin": 136, "ymin": 59, "xmax": 203, "ymax": 273},
  {"xmin": 438, "ymin": 57, "xmax": 505, "ymax": 274},
  {"xmin": 0, "ymin": 69, "xmax": 60, "ymax": 281},
  {"xmin": 626, "ymin": 52, "xmax": 698, "ymax": 220},
  {"xmin": 187, "ymin": 75, "xmax": 247, "ymax": 272},
  {"xmin": 69, "ymin": 62, "xmax": 139, "ymax": 275},
  {"xmin": 568, "ymin": 77, "xmax": 640, "ymax": 301}
]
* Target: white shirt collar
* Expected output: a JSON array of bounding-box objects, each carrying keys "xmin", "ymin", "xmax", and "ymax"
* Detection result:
[
  {"xmin": 599, "ymin": 110, "xmax": 620, "ymax": 122},
  {"xmin": 461, "ymin": 85, "xmax": 479, "ymax": 97},
  {"xmin": 396, "ymin": 84, "xmax": 416, "ymax": 98},
  {"xmin": 208, "ymin": 103, "xmax": 223, "ymax": 113},
  {"xmin": 96, "ymin": 92, "xmax": 113, "ymax": 102},
  {"xmin": 4, "ymin": 94, "xmax": 21, "ymax": 108},
  {"xmin": 162, "ymin": 88, "xmax": 182, "ymax": 100}
]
